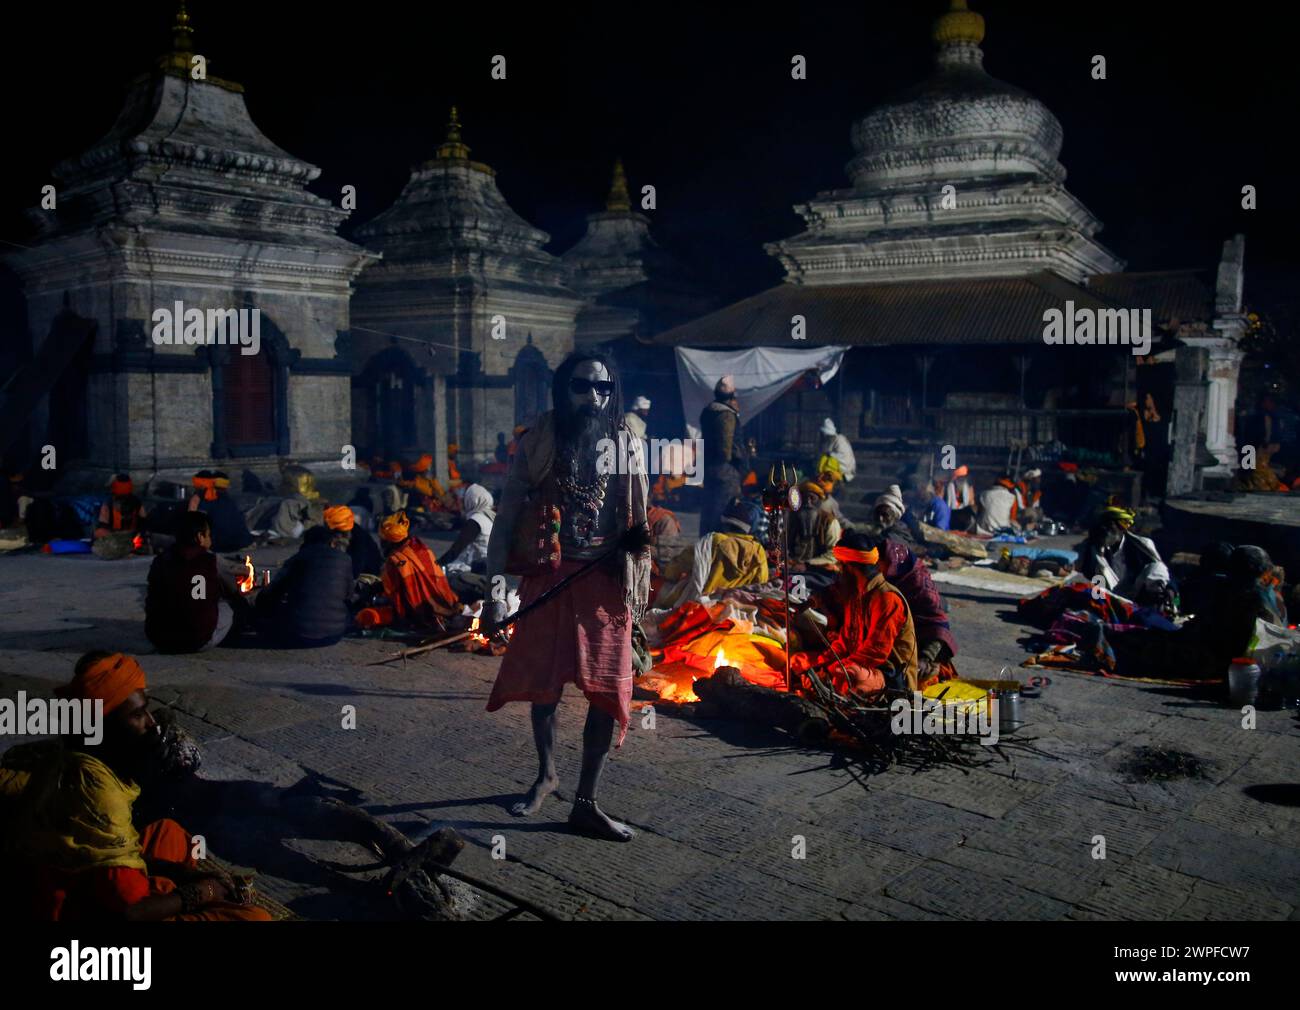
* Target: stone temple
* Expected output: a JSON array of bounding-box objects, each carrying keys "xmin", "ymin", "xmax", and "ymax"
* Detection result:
[
  {"xmin": 2, "ymin": 8, "xmax": 374, "ymax": 486},
  {"xmin": 0, "ymin": 8, "xmax": 710, "ymax": 490},
  {"xmin": 1, "ymin": 1, "xmax": 1248, "ymax": 500},
  {"xmin": 651, "ymin": 0, "xmax": 1247, "ymax": 496}
]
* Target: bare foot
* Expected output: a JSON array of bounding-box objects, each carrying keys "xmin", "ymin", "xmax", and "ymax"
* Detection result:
[
  {"xmin": 510, "ymin": 775, "xmax": 559, "ymax": 816},
  {"xmin": 568, "ymin": 798, "xmax": 635, "ymax": 842}
]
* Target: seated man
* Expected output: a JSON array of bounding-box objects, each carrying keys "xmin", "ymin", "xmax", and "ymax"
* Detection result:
[
  {"xmin": 791, "ymin": 532, "xmax": 918, "ymax": 695},
  {"xmin": 145, "ymin": 512, "xmax": 243, "ymax": 653},
  {"xmin": 877, "ymin": 538, "xmax": 958, "ymax": 685},
  {"xmin": 943, "ymin": 466, "xmax": 977, "ymax": 532},
  {"xmin": 400, "ymin": 454, "xmax": 456, "ymax": 513},
  {"xmin": 1104, "ymin": 546, "xmax": 1281, "ymax": 680},
  {"xmin": 816, "ymin": 473, "xmax": 853, "ymax": 532},
  {"xmin": 257, "ymin": 467, "xmax": 326, "ymax": 542},
  {"xmin": 436, "ymin": 484, "xmax": 496, "ymax": 602},
  {"xmin": 911, "ymin": 479, "xmax": 950, "ymax": 531},
  {"xmin": 975, "ymin": 475, "xmax": 1022, "ymax": 536},
  {"xmin": 873, "ymin": 483, "xmax": 923, "ymax": 552},
  {"xmin": 94, "ymin": 473, "xmax": 146, "ymax": 540},
  {"xmin": 188, "ymin": 470, "xmax": 254, "ymax": 552},
  {"xmin": 325, "ymin": 504, "xmax": 381, "ymax": 579},
  {"xmin": 788, "ymin": 481, "xmax": 841, "ymax": 592},
  {"xmin": 1075, "ymin": 506, "xmax": 1173, "ymax": 610},
  {"xmin": 816, "ymin": 417, "xmax": 856, "ymax": 483},
  {"xmin": 0, "ymin": 652, "xmax": 270, "ymax": 921},
  {"xmin": 254, "ymin": 524, "xmax": 355, "ymax": 648},
  {"xmin": 373, "ymin": 511, "xmax": 460, "ymax": 630},
  {"xmin": 1015, "ymin": 468, "xmax": 1044, "ymax": 527},
  {"xmin": 655, "ymin": 497, "xmax": 769, "ymax": 609}
]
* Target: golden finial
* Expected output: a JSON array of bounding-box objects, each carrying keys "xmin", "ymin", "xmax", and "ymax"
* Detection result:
[
  {"xmin": 606, "ymin": 158, "xmax": 631, "ymax": 212},
  {"xmin": 171, "ymin": 0, "xmax": 194, "ymax": 53},
  {"xmin": 933, "ymin": 0, "xmax": 985, "ymax": 47},
  {"xmin": 435, "ymin": 106, "xmax": 472, "ymax": 161}
]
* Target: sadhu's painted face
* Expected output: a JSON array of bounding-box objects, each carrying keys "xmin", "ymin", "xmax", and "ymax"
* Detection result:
[{"xmin": 567, "ymin": 360, "xmax": 612, "ymax": 418}]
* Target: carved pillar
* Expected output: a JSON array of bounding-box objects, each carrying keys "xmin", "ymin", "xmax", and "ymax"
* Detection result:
[
  {"xmin": 1167, "ymin": 346, "xmax": 1209, "ymax": 496},
  {"xmin": 432, "ymin": 374, "xmax": 449, "ymax": 486}
]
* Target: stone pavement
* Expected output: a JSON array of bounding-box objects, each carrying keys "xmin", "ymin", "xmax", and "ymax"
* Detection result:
[{"xmin": 1, "ymin": 540, "xmax": 1298, "ymax": 921}]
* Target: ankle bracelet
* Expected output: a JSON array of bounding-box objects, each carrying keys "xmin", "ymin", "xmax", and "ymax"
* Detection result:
[{"xmin": 574, "ymin": 796, "xmax": 597, "ymax": 807}]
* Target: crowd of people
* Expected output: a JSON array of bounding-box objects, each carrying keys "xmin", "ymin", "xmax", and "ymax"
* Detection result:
[{"xmin": 1, "ymin": 348, "xmax": 1294, "ymax": 914}]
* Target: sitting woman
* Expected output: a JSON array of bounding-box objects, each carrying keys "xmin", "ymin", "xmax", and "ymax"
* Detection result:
[{"xmin": 791, "ymin": 532, "xmax": 918, "ymax": 696}]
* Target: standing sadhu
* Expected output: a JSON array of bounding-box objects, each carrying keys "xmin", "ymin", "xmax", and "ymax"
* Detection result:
[
  {"xmin": 484, "ymin": 350, "xmax": 651, "ymax": 842},
  {"xmin": 377, "ymin": 511, "xmax": 460, "ymax": 630},
  {"xmin": 699, "ymin": 375, "xmax": 744, "ymax": 534}
]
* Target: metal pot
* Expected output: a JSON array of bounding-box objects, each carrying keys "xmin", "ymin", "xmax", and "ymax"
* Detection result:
[{"xmin": 996, "ymin": 689, "xmax": 1023, "ymax": 732}]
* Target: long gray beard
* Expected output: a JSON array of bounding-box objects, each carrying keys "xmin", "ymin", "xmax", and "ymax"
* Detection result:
[{"xmin": 558, "ymin": 411, "xmax": 611, "ymax": 483}]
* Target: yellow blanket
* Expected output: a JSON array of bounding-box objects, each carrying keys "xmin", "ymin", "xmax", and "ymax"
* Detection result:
[{"xmin": 2, "ymin": 743, "xmax": 145, "ymax": 872}]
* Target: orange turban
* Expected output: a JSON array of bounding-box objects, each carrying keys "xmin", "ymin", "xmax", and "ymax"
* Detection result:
[
  {"xmin": 324, "ymin": 505, "xmax": 355, "ymax": 532},
  {"xmin": 57, "ymin": 653, "xmax": 147, "ymax": 716},
  {"xmin": 192, "ymin": 475, "xmax": 217, "ymax": 501},
  {"xmin": 952, "ymin": 465, "xmax": 969, "ymax": 478},
  {"xmin": 414, "ymin": 454, "xmax": 434, "ymax": 473},
  {"xmin": 799, "ymin": 480, "xmax": 825, "ymax": 502},
  {"xmin": 447, "ymin": 443, "xmax": 459, "ymax": 455},
  {"xmin": 380, "ymin": 511, "xmax": 410, "ymax": 543},
  {"xmin": 833, "ymin": 544, "xmax": 880, "ymax": 566},
  {"xmin": 110, "ymin": 479, "xmax": 134, "ymax": 497}
]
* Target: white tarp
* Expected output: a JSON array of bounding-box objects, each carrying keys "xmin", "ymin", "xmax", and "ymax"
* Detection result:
[{"xmin": 675, "ymin": 346, "xmax": 848, "ymax": 434}]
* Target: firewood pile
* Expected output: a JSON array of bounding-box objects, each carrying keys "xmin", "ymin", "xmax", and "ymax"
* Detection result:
[{"xmin": 676, "ymin": 666, "xmax": 1055, "ymax": 776}]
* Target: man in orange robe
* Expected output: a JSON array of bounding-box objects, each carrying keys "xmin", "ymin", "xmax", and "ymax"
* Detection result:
[
  {"xmin": 791, "ymin": 532, "xmax": 919, "ymax": 695},
  {"xmin": 378, "ymin": 511, "xmax": 460, "ymax": 629},
  {"xmin": 0, "ymin": 652, "xmax": 271, "ymax": 921},
  {"xmin": 400, "ymin": 454, "xmax": 457, "ymax": 512}
]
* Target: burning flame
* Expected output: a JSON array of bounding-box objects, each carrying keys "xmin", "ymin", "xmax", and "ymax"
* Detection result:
[
  {"xmin": 468, "ymin": 616, "xmax": 487, "ymax": 647},
  {"xmin": 237, "ymin": 555, "xmax": 255, "ymax": 593},
  {"xmin": 713, "ymin": 647, "xmax": 731, "ymax": 670}
]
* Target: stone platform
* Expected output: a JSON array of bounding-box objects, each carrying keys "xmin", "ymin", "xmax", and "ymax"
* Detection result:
[{"xmin": 1161, "ymin": 494, "xmax": 1300, "ymax": 572}]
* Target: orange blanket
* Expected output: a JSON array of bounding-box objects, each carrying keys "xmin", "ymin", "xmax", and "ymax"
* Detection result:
[{"xmin": 382, "ymin": 536, "xmax": 460, "ymax": 627}]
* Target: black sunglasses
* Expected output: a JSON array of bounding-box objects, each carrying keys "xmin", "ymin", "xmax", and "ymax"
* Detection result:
[{"xmin": 569, "ymin": 378, "xmax": 615, "ymax": 397}]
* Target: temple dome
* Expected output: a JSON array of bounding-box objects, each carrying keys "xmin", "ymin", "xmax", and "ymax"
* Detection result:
[{"xmin": 847, "ymin": 1, "xmax": 1065, "ymax": 191}]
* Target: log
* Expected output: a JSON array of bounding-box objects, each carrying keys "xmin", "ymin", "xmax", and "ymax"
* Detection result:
[{"xmin": 692, "ymin": 667, "xmax": 831, "ymax": 744}]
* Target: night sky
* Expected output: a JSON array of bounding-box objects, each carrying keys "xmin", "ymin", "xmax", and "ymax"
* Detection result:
[{"xmin": 1, "ymin": 1, "xmax": 1295, "ymax": 307}]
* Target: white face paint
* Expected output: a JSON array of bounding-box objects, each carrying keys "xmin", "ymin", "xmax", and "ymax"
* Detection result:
[{"xmin": 568, "ymin": 360, "xmax": 612, "ymax": 417}]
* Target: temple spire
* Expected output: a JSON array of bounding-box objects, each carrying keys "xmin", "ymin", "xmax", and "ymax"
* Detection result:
[
  {"xmin": 932, "ymin": 0, "xmax": 986, "ymax": 67},
  {"xmin": 159, "ymin": 1, "xmax": 197, "ymax": 74},
  {"xmin": 434, "ymin": 107, "xmax": 472, "ymax": 161},
  {"xmin": 606, "ymin": 158, "xmax": 631, "ymax": 212}
]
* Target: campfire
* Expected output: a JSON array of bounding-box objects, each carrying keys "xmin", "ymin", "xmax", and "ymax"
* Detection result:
[
  {"xmin": 236, "ymin": 555, "xmax": 256, "ymax": 593},
  {"xmin": 450, "ymin": 612, "xmax": 512, "ymax": 656},
  {"xmin": 467, "ymin": 616, "xmax": 486, "ymax": 648}
]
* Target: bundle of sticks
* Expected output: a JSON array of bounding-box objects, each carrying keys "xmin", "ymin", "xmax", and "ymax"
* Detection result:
[{"xmin": 691, "ymin": 665, "xmax": 1054, "ymax": 775}]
